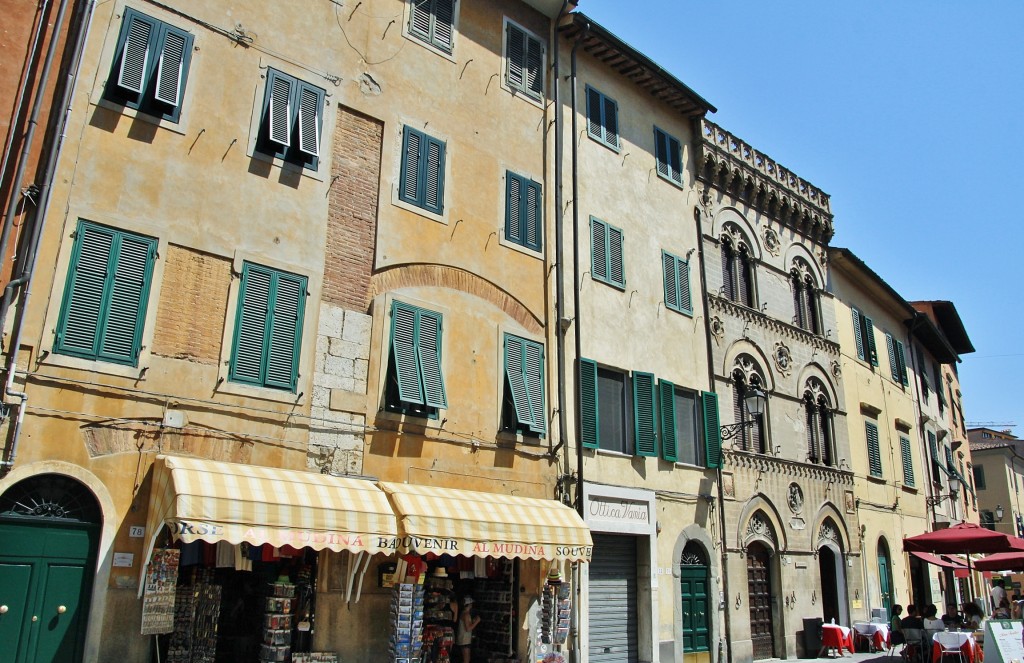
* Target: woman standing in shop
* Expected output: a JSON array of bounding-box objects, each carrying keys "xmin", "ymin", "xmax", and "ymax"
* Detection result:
[{"xmin": 457, "ymin": 596, "xmax": 481, "ymax": 663}]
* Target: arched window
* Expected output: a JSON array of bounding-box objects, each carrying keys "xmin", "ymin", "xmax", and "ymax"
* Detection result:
[
  {"xmin": 733, "ymin": 364, "xmax": 768, "ymax": 453},
  {"xmin": 804, "ymin": 378, "xmax": 835, "ymax": 466},
  {"xmin": 791, "ymin": 259, "xmax": 821, "ymax": 334},
  {"xmin": 721, "ymin": 233, "xmax": 756, "ymax": 307}
]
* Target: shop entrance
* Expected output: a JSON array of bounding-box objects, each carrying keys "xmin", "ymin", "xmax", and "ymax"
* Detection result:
[
  {"xmin": 589, "ymin": 533, "xmax": 639, "ymax": 663},
  {"xmin": 0, "ymin": 474, "xmax": 100, "ymax": 663},
  {"xmin": 746, "ymin": 542, "xmax": 775, "ymax": 660}
]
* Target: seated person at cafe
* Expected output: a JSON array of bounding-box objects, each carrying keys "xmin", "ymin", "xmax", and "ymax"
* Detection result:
[
  {"xmin": 901, "ymin": 605, "xmax": 925, "ymax": 630},
  {"xmin": 941, "ymin": 603, "xmax": 963, "ymax": 629},
  {"xmin": 890, "ymin": 605, "xmax": 906, "ymax": 645},
  {"xmin": 923, "ymin": 604, "xmax": 944, "ymax": 631},
  {"xmin": 962, "ymin": 602, "xmax": 983, "ymax": 629},
  {"xmin": 994, "ymin": 598, "xmax": 1012, "ymax": 619}
]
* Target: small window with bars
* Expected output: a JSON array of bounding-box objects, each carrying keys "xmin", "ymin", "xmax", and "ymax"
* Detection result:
[{"xmin": 256, "ymin": 68, "xmax": 325, "ymax": 171}]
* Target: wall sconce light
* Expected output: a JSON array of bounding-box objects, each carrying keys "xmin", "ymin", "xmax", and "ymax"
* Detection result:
[
  {"xmin": 996, "ymin": 504, "xmax": 1005, "ymax": 522},
  {"xmin": 735, "ymin": 593, "xmax": 742, "ymax": 609},
  {"xmin": 721, "ymin": 387, "xmax": 768, "ymax": 440},
  {"xmin": 811, "ymin": 589, "xmax": 817, "ymax": 605}
]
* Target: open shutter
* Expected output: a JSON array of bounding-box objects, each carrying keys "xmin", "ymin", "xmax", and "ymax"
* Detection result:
[
  {"xmin": 663, "ymin": 252, "xmax": 678, "ymax": 311},
  {"xmin": 886, "ymin": 333, "xmax": 899, "ymax": 381},
  {"xmin": 268, "ymin": 73, "xmax": 293, "ymax": 148},
  {"xmin": 98, "ymin": 233, "xmax": 155, "ymax": 364},
  {"xmin": 417, "ymin": 309, "xmax": 447, "ymax": 408},
  {"xmin": 297, "ymin": 86, "xmax": 321, "ymax": 157},
  {"xmin": 57, "ymin": 225, "xmax": 115, "ymax": 355},
  {"xmin": 505, "ymin": 335, "xmax": 531, "ymax": 428},
  {"xmin": 586, "ymin": 87, "xmax": 602, "ymax": 140},
  {"xmin": 864, "ymin": 315, "xmax": 878, "ymax": 366},
  {"xmin": 265, "ymin": 273, "xmax": 306, "ymax": 390},
  {"xmin": 423, "ymin": 136, "xmax": 445, "ymax": 214},
  {"xmin": 433, "ymin": 0, "xmax": 455, "ymax": 52},
  {"xmin": 702, "ymin": 391, "xmax": 722, "ymax": 469},
  {"xmin": 154, "ymin": 28, "xmax": 187, "ymax": 106},
  {"xmin": 506, "ymin": 174, "xmax": 522, "ymax": 244},
  {"xmin": 852, "ymin": 309, "xmax": 865, "ymax": 360},
  {"xmin": 895, "ymin": 340, "xmax": 908, "ymax": 386},
  {"xmin": 117, "ymin": 13, "xmax": 153, "ymax": 94},
  {"xmin": 602, "ymin": 95, "xmax": 619, "ymax": 147},
  {"xmin": 506, "ymin": 22, "xmax": 525, "ymax": 91},
  {"xmin": 668, "ymin": 135, "xmax": 682, "ymax": 182},
  {"xmin": 608, "ymin": 226, "xmax": 624, "ymax": 287},
  {"xmin": 231, "ymin": 265, "xmax": 272, "ymax": 385},
  {"xmin": 579, "ymin": 358, "xmax": 599, "ymax": 449},
  {"xmin": 400, "ymin": 128, "xmax": 422, "ymax": 205},
  {"xmin": 866, "ymin": 421, "xmax": 882, "ymax": 477},
  {"xmin": 678, "ymin": 260, "xmax": 692, "ymax": 313},
  {"xmin": 659, "ymin": 380, "xmax": 677, "ymax": 462},
  {"xmin": 525, "ymin": 33, "xmax": 542, "ymax": 98},
  {"xmin": 655, "ymin": 130, "xmax": 670, "ymax": 178},
  {"xmin": 928, "ymin": 431, "xmax": 942, "ymax": 486},
  {"xmin": 409, "ymin": 0, "xmax": 432, "ymax": 40},
  {"xmin": 391, "ymin": 302, "xmax": 424, "ymax": 405},
  {"xmin": 591, "ymin": 218, "xmax": 607, "ymax": 281},
  {"xmin": 524, "ymin": 180, "xmax": 541, "ymax": 250},
  {"xmin": 633, "ymin": 372, "xmax": 657, "ymax": 457},
  {"xmin": 523, "ymin": 340, "xmax": 545, "ymax": 434},
  {"xmin": 901, "ymin": 436, "xmax": 915, "ymax": 486}
]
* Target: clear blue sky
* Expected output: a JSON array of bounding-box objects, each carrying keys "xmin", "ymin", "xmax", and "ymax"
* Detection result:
[{"xmin": 578, "ymin": 0, "xmax": 1024, "ymax": 435}]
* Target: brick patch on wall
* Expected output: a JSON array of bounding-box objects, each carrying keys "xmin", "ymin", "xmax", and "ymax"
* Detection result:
[{"xmin": 152, "ymin": 244, "xmax": 231, "ymax": 363}]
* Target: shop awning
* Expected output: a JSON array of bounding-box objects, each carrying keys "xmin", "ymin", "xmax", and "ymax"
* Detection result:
[
  {"xmin": 141, "ymin": 455, "xmax": 399, "ymax": 591},
  {"xmin": 909, "ymin": 550, "xmax": 969, "ymax": 569},
  {"xmin": 378, "ymin": 482, "xmax": 593, "ymax": 562}
]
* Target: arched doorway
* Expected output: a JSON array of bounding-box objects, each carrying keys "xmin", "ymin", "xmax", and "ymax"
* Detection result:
[
  {"xmin": 817, "ymin": 519, "xmax": 849, "ymax": 626},
  {"xmin": 877, "ymin": 538, "xmax": 894, "ymax": 621},
  {"xmin": 0, "ymin": 474, "xmax": 101, "ymax": 663},
  {"xmin": 747, "ymin": 541, "xmax": 776, "ymax": 660},
  {"xmin": 680, "ymin": 542, "xmax": 710, "ymax": 653}
]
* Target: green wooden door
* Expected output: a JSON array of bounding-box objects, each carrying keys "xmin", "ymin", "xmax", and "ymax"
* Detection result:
[
  {"xmin": 680, "ymin": 565, "xmax": 710, "ymax": 651},
  {"xmin": 877, "ymin": 542, "xmax": 893, "ymax": 620},
  {"xmin": 0, "ymin": 520, "xmax": 97, "ymax": 663}
]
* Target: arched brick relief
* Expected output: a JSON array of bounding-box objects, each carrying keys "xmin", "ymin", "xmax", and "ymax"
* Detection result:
[
  {"xmin": 712, "ymin": 206, "xmax": 762, "ymax": 261},
  {"xmin": 722, "ymin": 339, "xmax": 777, "ymax": 394},
  {"xmin": 793, "ymin": 362, "xmax": 838, "ymax": 405},
  {"xmin": 736, "ymin": 493, "xmax": 789, "ymax": 553},
  {"xmin": 811, "ymin": 502, "xmax": 852, "ymax": 552},
  {"xmin": 368, "ymin": 264, "xmax": 542, "ymax": 334},
  {"xmin": 783, "ymin": 242, "xmax": 824, "ymax": 286}
]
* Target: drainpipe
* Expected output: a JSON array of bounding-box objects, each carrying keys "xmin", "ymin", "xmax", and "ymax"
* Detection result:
[
  {"xmin": 570, "ymin": 22, "xmax": 588, "ymax": 518},
  {"xmin": 551, "ymin": 0, "xmax": 569, "ymax": 465},
  {"xmin": 2, "ymin": 0, "xmax": 96, "ymax": 472},
  {"xmin": 693, "ymin": 194, "xmax": 733, "ymax": 663}
]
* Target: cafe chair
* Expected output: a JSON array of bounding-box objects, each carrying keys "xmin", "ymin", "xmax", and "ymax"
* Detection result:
[
  {"xmin": 934, "ymin": 631, "xmax": 965, "ymax": 663},
  {"xmin": 901, "ymin": 628, "xmax": 924, "ymax": 663},
  {"xmin": 852, "ymin": 622, "xmax": 873, "ymax": 652}
]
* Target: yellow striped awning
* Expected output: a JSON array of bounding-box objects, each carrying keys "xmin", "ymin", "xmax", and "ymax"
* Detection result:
[
  {"xmin": 141, "ymin": 455, "xmax": 398, "ymax": 586},
  {"xmin": 378, "ymin": 482, "xmax": 593, "ymax": 562}
]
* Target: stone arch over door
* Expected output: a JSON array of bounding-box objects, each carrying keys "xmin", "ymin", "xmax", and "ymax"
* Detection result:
[
  {"xmin": 672, "ymin": 524, "xmax": 720, "ymax": 663},
  {"xmin": 739, "ymin": 503, "xmax": 787, "ymax": 661},
  {"xmin": 736, "ymin": 496, "xmax": 789, "ymax": 554}
]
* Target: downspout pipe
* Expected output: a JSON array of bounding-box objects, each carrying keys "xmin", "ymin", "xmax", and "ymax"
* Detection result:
[
  {"xmin": 550, "ymin": 0, "xmax": 569, "ymax": 464},
  {"xmin": 570, "ymin": 22, "xmax": 588, "ymax": 518},
  {"xmin": 693, "ymin": 193, "xmax": 733, "ymax": 663},
  {"xmin": 2, "ymin": 0, "xmax": 96, "ymax": 472}
]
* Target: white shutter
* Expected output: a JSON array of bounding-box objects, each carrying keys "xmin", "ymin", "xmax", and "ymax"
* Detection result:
[
  {"xmin": 268, "ymin": 75, "xmax": 293, "ymax": 147},
  {"xmin": 154, "ymin": 30, "xmax": 187, "ymax": 106},
  {"xmin": 118, "ymin": 15, "xmax": 152, "ymax": 94},
  {"xmin": 297, "ymin": 86, "xmax": 320, "ymax": 157}
]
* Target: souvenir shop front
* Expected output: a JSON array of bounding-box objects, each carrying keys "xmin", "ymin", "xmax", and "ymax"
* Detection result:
[{"xmin": 138, "ymin": 456, "xmax": 593, "ymax": 663}]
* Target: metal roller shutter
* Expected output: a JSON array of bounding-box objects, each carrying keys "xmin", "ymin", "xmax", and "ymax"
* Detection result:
[{"xmin": 589, "ymin": 533, "xmax": 639, "ymax": 663}]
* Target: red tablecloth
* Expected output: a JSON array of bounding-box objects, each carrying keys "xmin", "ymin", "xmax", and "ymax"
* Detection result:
[
  {"xmin": 822, "ymin": 624, "xmax": 855, "ymax": 655},
  {"xmin": 930, "ymin": 632, "xmax": 982, "ymax": 663}
]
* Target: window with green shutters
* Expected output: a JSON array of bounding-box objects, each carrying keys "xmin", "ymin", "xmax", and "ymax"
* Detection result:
[
  {"xmin": 54, "ymin": 221, "xmax": 157, "ymax": 367},
  {"xmin": 852, "ymin": 308, "xmax": 878, "ymax": 366},
  {"xmin": 505, "ymin": 172, "xmax": 542, "ymax": 251},
  {"xmin": 400, "ymin": 126, "xmax": 446, "ymax": 215},
  {"xmin": 917, "ymin": 346, "xmax": 930, "ymax": 402},
  {"xmin": 585, "ymin": 85, "xmax": 619, "ymax": 150},
  {"xmin": 502, "ymin": 334, "xmax": 545, "ymax": 436},
  {"xmin": 662, "ymin": 251, "xmax": 693, "ymax": 315},
  {"xmin": 578, "ymin": 359, "xmax": 634, "ymax": 454},
  {"xmin": 927, "ymin": 430, "xmax": 942, "ymax": 487},
  {"xmin": 633, "ymin": 372, "xmax": 658, "ymax": 457},
  {"xmin": 865, "ymin": 421, "xmax": 882, "ymax": 478},
  {"xmin": 256, "ymin": 68, "xmax": 325, "ymax": 171},
  {"xmin": 659, "ymin": 381, "xmax": 704, "ymax": 466},
  {"xmin": 229, "ymin": 263, "xmax": 307, "ymax": 391},
  {"xmin": 591, "ymin": 217, "xmax": 625, "ymax": 289},
  {"xmin": 900, "ymin": 435, "xmax": 915, "ymax": 487},
  {"xmin": 885, "ymin": 332, "xmax": 910, "ymax": 386},
  {"xmin": 579, "ymin": 358, "xmax": 600, "ymax": 449},
  {"xmin": 654, "ymin": 127, "xmax": 683, "ymax": 184},
  {"xmin": 102, "ymin": 8, "xmax": 194, "ymax": 123},
  {"xmin": 505, "ymin": 20, "xmax": 543, "ymax": 101},
  {"xmin": 407, "ymin": 0, "xmax": 456, "ymax": 54},
  {"xmin": 386, "ymin": 301, "xmax": 447, "ymax": 416}
]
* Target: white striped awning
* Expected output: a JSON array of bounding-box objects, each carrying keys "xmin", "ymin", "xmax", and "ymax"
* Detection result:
[
  {"xmin": 140, "ymin": 455, "xmax": 398, "ymax": 592},
  {"xmin": 378, "ymin": 482, "xmax": 593, "ymax": 562}
]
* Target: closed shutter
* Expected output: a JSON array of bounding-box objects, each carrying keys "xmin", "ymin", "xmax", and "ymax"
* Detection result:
[
  {"xmin": 506, "ymin": 174, "xmax": 522, "ymax": 244},
  {"xmin": 265, "ymin": 272, "xmax": 306, "ymax": 390},
  {"xmin": 678, "ymin": 259, "xmax": 692, "ymax": 313},
  {"xmin": 400, "ymin": 128, "xmax": 422, "ymax": 204},
  {"xmin": 886, "ymin": 333, "xmax": 899, "ymax": 381},
  {"xmin": 409, "ymin": 0, "xmax": 432, "ymax": 41},
  {"xmin": 524, "ymin": 31, "xmax": 542, "ymax": 98},
  {"xmin": 98, "ymin": 233, "xmax": 156, "ymax": 363},
  {"xmin": 852, "ymin": 309, "xmax": 865, "ymax": 360},
  {"xmin": 417, "ymin": 308, "xmax": 447, "ymax": 408},
  {"xmin": 591, "ymin": 218, "xmax": 608, "ymax": 281},
  {"xmin": 117, "ymin": 13, "xmax": 153, "ymax": 94},
  {"xmin": 579, "ymin": 358, "xmax": 599, "ymax": 449},
  {"xmin": 793, "ymin": 281, "xmax": 805, "ymax": 329},
  {"xmin": 895, "ymin": 340, "xmax": 908, "ymax": 386},
  {"xmin": 505, "ymin": 173, "xmax": 541, "ymax": 251},
  {"xmin": 737, "ymin": 253, "xmax": 751, "ymax": 307},
  {"xmin": 655, "ymin": 129, "xmax": 670, "ymax": 178},
  {"xmin": 57, "ymin": 225, "xmax": 115, "ymax": 356},
  {"xmin": 505, "ymin": 335, "xmax": 531, "ymax": 428},
  {"xmin": 806, "ymin": 404, "xmax": 819, "ymax": 461},
  {"xmin": 524, "ymin": 179, "xmax": 541, "ymax": 250},
  {"xmin": 423, "ymin": 136, "xmax": 445, "ymax": 214},
  {"xmin": 506, "ymin": 22, "xmax": 525, "ymax": 91},
  {"xmin": 659, "ymin": 380, "xmax": 677, "ymax": 462},
  {"xmin": 864, "ymin": 315, "xmax": 878, "ymax": 366},
  {"xmin": 702, "ymin": 391, "xmax": 722, "ymax": 469},
  {"xmin": 667, "ymin": 134, "xmax": 681, "ymax": 182},
  {"xmin": 432, "ymin": 0, "xmax": 455, "ymax": 52},
  {"xmin": 722, "ymin": 246, "xmax": 734, "ymax": 301},
  {"xmin": 900, "ymin": 436, "xmax": 915, "ymax": 486},
  {"xmin": 587, "ymin": 87, "xmax": 603, "ymax": 141},
  {"xmin": 523, "ymin": 340, "xmax": 545, "ymax": 434},
  {"xmin": 632, "ymin": 372, "xmax": 657, "ymax": 457},
  {"xmin": 663, "ymin": 252, "xmax": 678, "ymax": 311},
  {"xmin": 391, "ymin": 302, "xmax": 424, "ymax": 404},
  {"xmin": 602, "ymin": 94, "xmax": 619, "ymax": 148},
  {"xmin": 866, "ymin": 421, "xmax": 882, "ymax": 477},
  {"xmin": 589, "ymin": 534, "xmax": 639, "ymax": 663},
  {"xmin": 154, "ymin": 28, "xmax": 187, "ymax": 106},
  {"xmin": 608, "ymin": 226, "xmax": 624, "ymax": 287},
  {"xmin": 231, "ymin": 265, "xmax": 272, "ymax": 384}
]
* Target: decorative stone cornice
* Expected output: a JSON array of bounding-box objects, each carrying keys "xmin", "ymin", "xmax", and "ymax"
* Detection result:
[
  {"xmin": 697, "ymin": 119, "xmax": 834, "ymax": 243},
  {"xmin": 724, "ymin": 449, "xmax": 855, "ymax": 486},
  {"xmin": 709, "ymin": 294, "xmax": 841, "ymax": 356}
]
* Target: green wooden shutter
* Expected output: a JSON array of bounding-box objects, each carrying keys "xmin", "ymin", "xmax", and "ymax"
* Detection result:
[
  {"xmin": 579, "ymin": 358, "xmax": 599, "ymax": 449},
  {"xmin": 663, "ymin": 252, "xmax": 679, "ymax": 311},
  {"xmin": 230, "ymin": 264, "xmax": 272, "ymax": 385},
  {"xmin": 154, "ymin": 27, "xmax": 187, "ymax": 106},
  {"xmin": 900, "ymin": 435, "xmax": 915, "ymax": 487},
  {"xmin": 603, "ymin": 94, "xmax": 619, "ymax": 148},
  {"xmin": 432, "ymin": 0, "xmax": 455, "ymax": 52},
  {"xmin": 702, "ymin": 391, "xmax": 722, "ymax": 469},
  {"xmin": 423, "ymin": 135, "xmax": 445, "ymax": 215},
  {"xmin": 668, "ymin": 134, "xmax": 682, "ymax": 183},
  {"xmin": 505, "ymin": 173, "xmax": 522, "ymax": 244},
  {"xmin": 586, "ymin": 86, "xmax": 602, "ymax": 141},
  {"xmin": 935, "ymin": 363, "xmax": 947, "ymax": 408},
  {"xmin": 660, "ymin": 380, "xmax": 677, "ymax": 462},
  {"xmin": 928, "ymin": 430, "xmax": 941, "ymax": 486},
  {"xmin": 864, "ymin": 315, "xmax": 878, "ymax": 366},
  {"xmin": 391, "ymin": 301, "xmax": 424, "ymax": 404},
  {"xmin": 408, "ymin": 0, "xmax": 432, "ymax": 42},
  {"xmin": 297, "ymin": 85, "xmax": 321, "ymax": 157},
  {"xmin": 679, "ymin": 259, "xmax": 692, "ymax": 314},
  {"xmin": 524, "ymin": 31, "xmax": 542, "ymax": 98},
  {"xmin": 591, "ymin": 217, "xmax": 608, "ymax": 281},
  {"xmin": 852, "ymin": 309, "xmax": 865, "ymax": 360},
  {"xmin": 417, "ymin": 308, "xmax": 447, "ymax": 408},
  {"xmin": 633, "ymin": 372, "xmax": 657, "ymax": 457},
  {"xmin": 265, "ymin": 272, "xmax": 306, "ymax": 390},
  {"xmin": 117, "ymin": 12, "xmax": 153, "ymax": 94},
  {"xmin": 98, "ymin": 232, "xmax": 156, "ymax": 363},
  {"xmin": 895, "ymin": 340, "xmax": 908, "ymax": 386},
  {"xmin": 655, "ymin": 129, "xmax": 670, "ymax": 178},
  {"xmin": 504, "ymin": 334, "xmax": 531, "ymax": 427},
  {"xmin": 506, "ymin": 22, "xmax": 525, "ymax": 92},
  {"xmin": 886, "ymin": 333, "xmax": 899, "ymax": 381},
  {"xmin": 56, "ymin": 224, "xmax": 115, "ymax": 357},
  {"xmin": 523, "ymin": 339, "xmax": 545, "ymax": 434},
  {"xmin": 608, "ymin": 226, "xmax": 624, "ymax": 287},
  {"xmin": 267, "ymin": 71, "xmax": 293, "ymax": 148},
  {"xmin": 524, "ymin": 179, "xmax": 541, "ymax": 251},
  {"xmin": 866, "ymin": 421, "xmax": 882, "ymax": 477},
  {"xmin": 399, "ymin": 127, "xmax": 422, "ymax": 205}
]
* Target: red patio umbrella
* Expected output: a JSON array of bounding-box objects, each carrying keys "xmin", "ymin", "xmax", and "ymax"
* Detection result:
[
  {"xmin": 903, "ymin": 523, "xmax": 1024, "ymax": 602},
  {"xmin": 973, "ymin": 551, "xmax": 1024, "ymax": 572}
]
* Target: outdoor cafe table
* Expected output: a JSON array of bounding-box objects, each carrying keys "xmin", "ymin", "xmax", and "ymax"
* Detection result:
[
  {"xmin": 821, "ymin": 624, "xmax": 855, "ymax": 656},
  {"xmin": 853, "ymin": 622, "xmax": 890, "ymax": 651},
  {"xmin": 931, "ymin": 630, "xmax": 982, "ymax": 663}
]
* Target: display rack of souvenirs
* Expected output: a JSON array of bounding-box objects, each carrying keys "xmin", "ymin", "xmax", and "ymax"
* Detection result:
[
  {"xmin": 540, "ymin": 569, "xmax": 571, "ymax": 647},
  {"xmin": 166, "ymin": 568, "xmax": 221, "ymax": 663},
  {"xmin": 259, "ymin": 580, "xmax": 295, "ymax": 662},
  {"xmin": 388, "ymin": 581, "xmax": 425, "ymax": 663},
  {"xmin": 472, "ymin": 558, "xmax": 516, "ymax": 660},
  {"xmin": 421, "ymin": 568, "xmax": 455, "ymax": 663}
]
